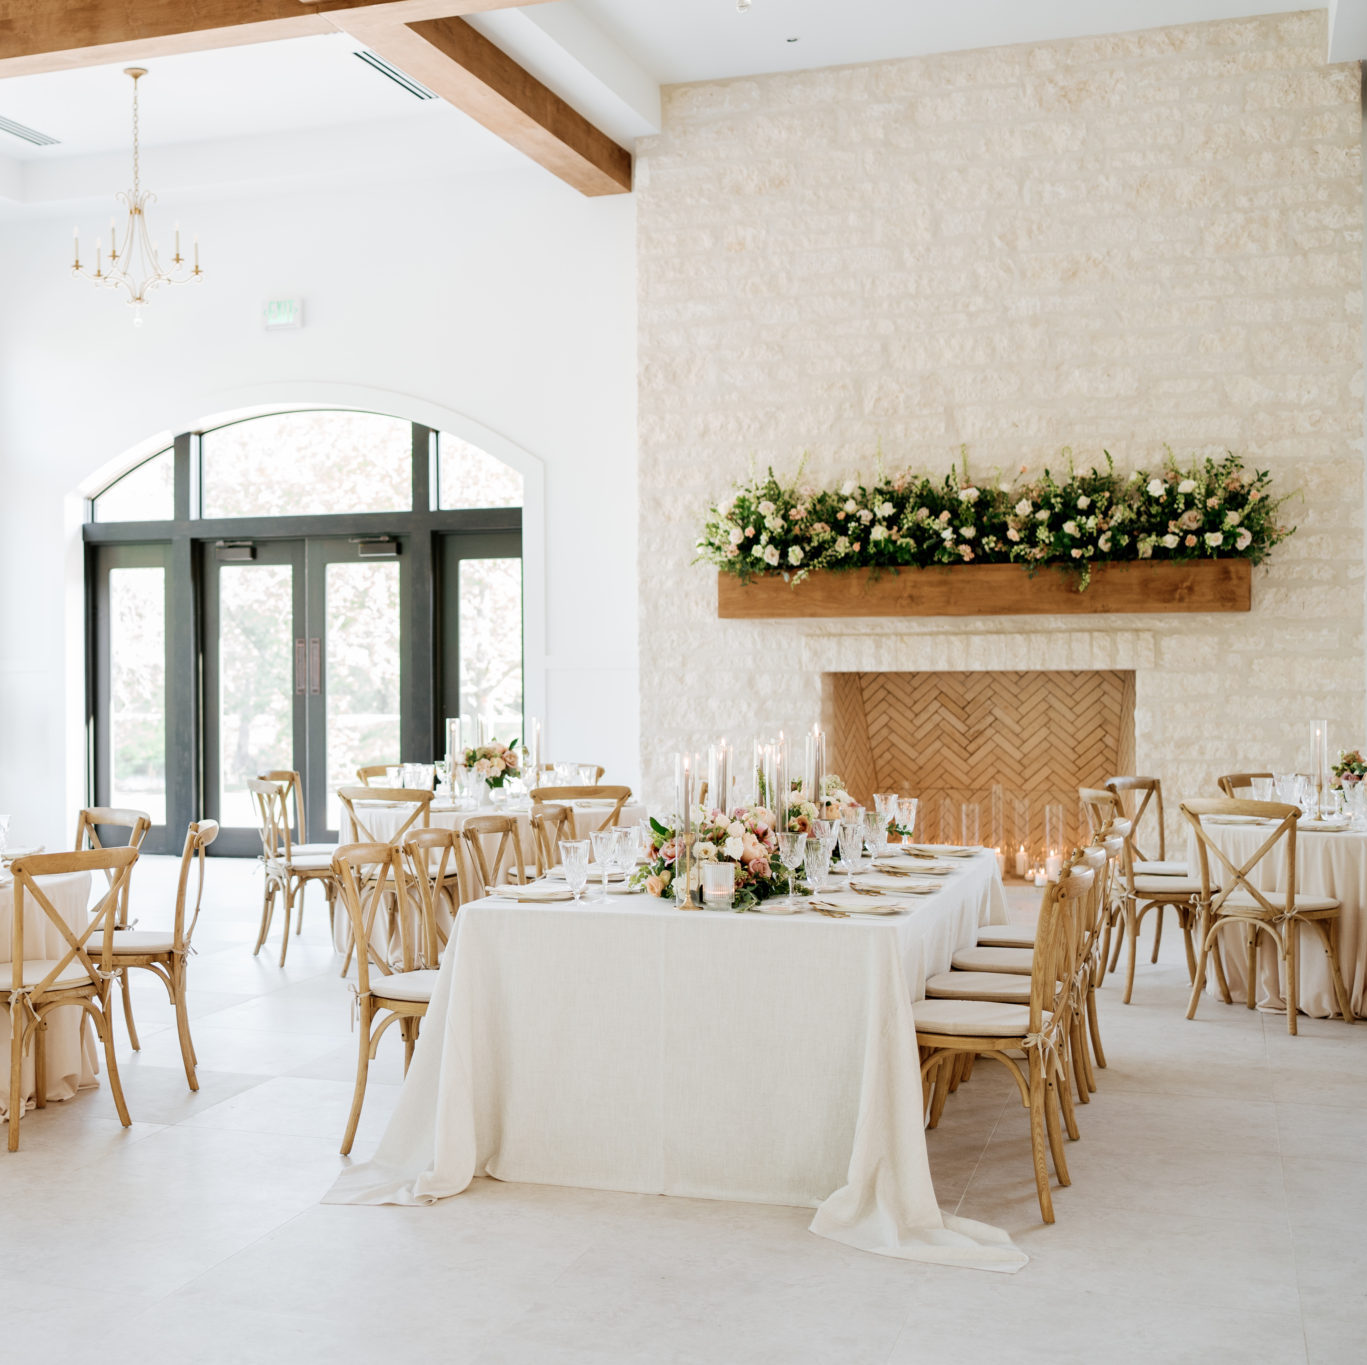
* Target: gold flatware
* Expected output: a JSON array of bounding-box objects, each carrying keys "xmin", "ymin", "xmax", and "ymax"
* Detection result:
[{"xmin": 810, "ymin": 904, "xmax": 850, "ymax": 918}]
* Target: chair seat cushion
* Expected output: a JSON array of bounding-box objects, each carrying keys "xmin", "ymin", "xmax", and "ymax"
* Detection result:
[
  {"xmin": 925, "ymin": 970, "xmax": 1030, "ymax": 1004},
  {"xmin": 371, "ymin": 969, "xmax": 438, "ymax": 1004},
  {"xmin": 0, "ymin": 960, "xmax": 92, "ymax": 991},
  {"xmin": 1220, "ymin": 890, "xmax": 1340, "ymax": 915},
  {"xmin": 286, "ymin": 854, "xmax": 336, "ymax": 871},
  {"xmin": 105, "ymin": 930, "xmax": 176, "ymax": 955},
  {"xmin": 950, "ymin": 945, "xmax": 1034, "ymax": 975},
  {"xmin": 1133, "ymin": 859, "xmax": 1188, "ymax": 877},
  {"xmin": 1134, "ymin": 876, "xmax": 1205, "ymax": 897},
  {"xmin": 976, "ymin": 923, "xmax": 1036, "ymax": 948},
  {"xmin": 293, "ymin": 843, "xmax": 338, "ymax": 856},
  {"xmin": 915, "ymin": 998, "xmax": 1050, "ymax": 1037}
]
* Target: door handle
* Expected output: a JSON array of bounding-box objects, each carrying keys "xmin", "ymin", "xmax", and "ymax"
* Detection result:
[
  {"xmin": 295, "ymin": 639, "xmax": 306, "ymax": 695},
  {"xmin": 309, "ymin": 637, "xmax": 321, "ymax": 695}
]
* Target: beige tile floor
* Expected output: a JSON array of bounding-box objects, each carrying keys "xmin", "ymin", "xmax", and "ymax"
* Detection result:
[{"xmin": 3, "ymin": 857, "xmax": 1363, "ymax": 1364}]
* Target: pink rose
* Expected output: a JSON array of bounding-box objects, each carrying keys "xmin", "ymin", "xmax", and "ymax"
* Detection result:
[
  {"xmin": 645, "ymin": 873, "xmax": 668, "ymax": 897},
  {"xmin": 740, "ymin": 832, "xmax": 765, "ymax": 862},
  {"xmin": 747, "ymin": 857, "xmax": 770, "ymax": 879}
]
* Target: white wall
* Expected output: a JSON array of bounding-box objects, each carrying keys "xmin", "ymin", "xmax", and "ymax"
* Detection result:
[{"xmin": 0, "ymin": 163, "xmax": 638, "ymax": 845}]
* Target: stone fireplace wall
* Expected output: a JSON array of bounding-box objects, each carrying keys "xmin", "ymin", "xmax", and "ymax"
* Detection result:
[{"xmin": 636, "ymin": 10, "xmax": 1365, "ymax": 845}]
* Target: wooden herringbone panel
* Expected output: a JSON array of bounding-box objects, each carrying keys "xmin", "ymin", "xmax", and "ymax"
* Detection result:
[{"xmin": 828, "ymin": 670, "xmax": 1135, "ymax": 853}]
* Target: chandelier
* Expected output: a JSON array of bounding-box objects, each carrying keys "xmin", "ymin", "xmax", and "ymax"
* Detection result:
[{"xmin": 71, "ymin": 67, "xmax": 202, "ymax": 322}]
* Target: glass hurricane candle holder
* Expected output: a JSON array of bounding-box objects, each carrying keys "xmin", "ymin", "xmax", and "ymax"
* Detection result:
[{"xmin": 701, "ymin": 860, "xmax": 736, "ymax": 907}]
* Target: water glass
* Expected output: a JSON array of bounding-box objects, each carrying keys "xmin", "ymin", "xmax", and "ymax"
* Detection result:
[
  {"xmin": 1273, "ymin": 773, "xmax": 1298, "ymax": 805},
  {"xmin": 837, "ymin": 819, "xmax": 864, "ymax": 871},
  {"xmin": 385, "ymin": 765, "xmax": 402, "ymax": 786},
  {"xmin": 1251, "ymin": 777, "xmax": 1274, "ymax": 802},
  {"xmin": 558, "ymin": 839, "xmax": 590, "ymax": 903},
  {"xmin": 1345, "ymin": 783, "xmax": 1367, "ymax": 829},
  {"xmin": 897, "ymin": 798, "xmax": 919, "ymax": 839},
  {"xmin": 590, "ymin": 828, "xmax": 618, "ymax": 897},
  {"xmin": 862, "ymin": 809, "xmax": 888, "ymax": 860},
  {"xmin": 873, "ymin": 792, "xmax": 898, "ymax": 819},
  {"xmin": 776, "ymin": 830, "xmax": 807, "ymax": 903},
  {"xmin": 810, "ymin": 818, "xmax": 834, "ymax": 842},
  {"xmin": 803, "ymin": 838, "xmax": 831, "ymax": 894}
]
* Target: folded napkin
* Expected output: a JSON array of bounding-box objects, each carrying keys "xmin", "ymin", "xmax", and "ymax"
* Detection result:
[
  {"xmin": 810, "ymin": 892, "xmax": 910, "ymax": 915},
  {"xmin": 875, "ymin": 858, "xmax": 954, "ymax": 876},
  {"xmin": 501, "ymin": 883, "xmax": 574, "ymax": 903},
  {"xmin": 851, "ymin": 873, "xmax": 939, "ymax": 894},
  {"xmin": 2, "ymin": 844, "xmax": 45, "ymax": 862},
  {"xmin": 547, "ymin": 865, "xmax": 626, "ymax": 881},
  {"xmin": 1299, "ymin": 817, "xmax": 1353, "ymax": 832},
  {"xmin": 901, "ymin": 844, "xmax": 978, "ymax": 859}
]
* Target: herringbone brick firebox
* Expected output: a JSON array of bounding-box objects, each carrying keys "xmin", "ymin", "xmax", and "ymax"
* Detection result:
[{"xmin": 824, "ymin": 670, "xmax": 1136, "ymax": 857}]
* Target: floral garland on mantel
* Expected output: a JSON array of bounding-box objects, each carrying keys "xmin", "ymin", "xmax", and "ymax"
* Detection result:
[{"xmin": 697, "ymin": 450, "xmax": 1294, "ymax": 588}]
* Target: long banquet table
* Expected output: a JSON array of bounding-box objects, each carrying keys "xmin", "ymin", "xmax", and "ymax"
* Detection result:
[
  {"xmin": 334, "ymin": 797, "xmax": 647, "ymax": 955},
  {"xmin": 326, "ymin": 850, "xmax": 1026, "ymax": 1273},
  {"xmin": 0, "ymin": 869, "xmax": 98, "ymax": 1118},
  {"xmin": 1185, "ymin": 821, "xmax": 1367, "ymax": 1017}
]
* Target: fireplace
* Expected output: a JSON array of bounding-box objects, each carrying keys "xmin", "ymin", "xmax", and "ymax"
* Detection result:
[{"xmin": 823, "ymin": 669, "xmax": 1136, "ymax": 857}]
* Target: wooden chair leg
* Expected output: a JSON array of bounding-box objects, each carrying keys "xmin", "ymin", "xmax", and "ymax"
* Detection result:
[
  {"xmin": 9, "ymin": 1004, "xmax": 26, "ymax": 1151},
  {"xmin": 1211, "ymin": 921, "xmax": 1233, "ymax": 1004},
  {"xmin": 97, "ymin": 995, "xmax": 132, "ymax": 1128},
  {"xmin": 1315, "ymin": 918, "xmax": 1356, "ymax": 1024},
  {"xmin": 927, "ymin": 1055, "xmax": 954, "ymax": 1129},
  {"xmin": 295, "ymin": 879, "xmax": 306, "ymax": 935},
  {"xmin": 34, "ymin": 1020, "xmax": 47, "ymax": 1109},
  {"xmin": 1087, "ymin": 982, "xmax": 1107, "ymax": 1069},
  {"xmin": 1044, "ymin": 1069, "xmax": 1071, "ymax": 1185},
  {"xmin": 1181, "ymin": 909, "xmax": 1198, "ymax": 983},
  {"xmin": 1151, "ymin": 904, "xmax": 1164, "ymax": 963},
  {"xmin": 1186, "ymin": 915, "xmax": 1213, "ymax": 1021},
  {"xmin": 1027, "ymin": 1055, "xmax": 1054, "ymax": 1224},
  {"xmin": 253, "ymin": 880, "xmax": 276, "ymax": 957},
  {"xmin": 277, "ymin": 882, "xmax": 294, "ymax": 968},
  {"xmin": 341, "ymin": 999, "xmax": 373, "ymax": 1156},
  {"xmin": 120, "ymin": 970, "xmax": 140, "ymax": 1051},
  {"xmin": 1284, "ymin": 923, "xmax": 1298, "ymax": 1037},
  {"xmin": 1108, "ymin": 906, "xmax": 1126, "ymax": 975},
  {"xmin": 1123, "ymin": 902, "xmax": 1140, "ymax": 1004},
  {"xmin": 171, "ymin": 962, "xmax": 198, "ymax": 1091},
  {"xmin": 1055, "ymin": 1045, "xmax": 1081, "ymax": 1141},
  {"xmin": 1245, "ymin": 924, "xmax": 1258, "ymax": 1010}
]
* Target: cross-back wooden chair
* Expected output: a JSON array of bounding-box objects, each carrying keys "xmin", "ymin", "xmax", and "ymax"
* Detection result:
[
  {"xmin": 333, "ymin": 843, "xmax": 437, "ymax": 1155},
  {"xmin": 527, "ymin": 785, "xmax": 631, "ymax": 836},
  {"xmin": 5, "ymin": 846, "xmax": 139, "ymax": 1151},
  {"xmin": 256, "ymin": 770, "xmax": 335, "ymax": 854},
  {"xmin": 529, "ymin": 802, "xmax": 574, "ymax": 877},
  {"xmin": 97, "ymin": 820, "xmax": 218, "ymax": 1091},
  {"xmin": 916, "ymin": 866, "xmax": 1095, "ymax": 1223},
  {"xmin": 1079, "ymin": 787, "xmax": 1120, "ymax": 834},
  {"xmin": 461, "ymin": 816, "xmax": 532, "ymax": 898},
  {"xmin": 247, "ymin": 777, "xmax": 339, "ymax": 966},
  {"xmin": 356, "ymin": 765, "xmax": 396, "ymax": 786},
  {"xmin": 336, "ymin": 786, "xmax": 433, "ymax": 846},
  {"xmin": 1217, "ymin": 772, "xmax": 1275, "ymax": 799},
  {"xmin": 72, "ymin": 806, "xmax": 151, "ymax": 1047},
  {"xmin": 1181, "ymin": 797, "xmax": 1354, "ymax": 1035},
  {"xmin": 401, "ymin": 828, "xmax": 462, "ymax": 967},
  {"xmin": 1105, "ymin": 776, "xmax": 1186, "ymax": 876}
]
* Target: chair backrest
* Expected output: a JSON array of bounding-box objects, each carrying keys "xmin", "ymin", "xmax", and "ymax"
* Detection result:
[
  {"xmin": 9, "ymin": 846, "xmax": 139, "ymax": 997},
  {"xmin": 1071, "ymin": 844, "xmax": 1108, "ymax": 960},
  {"xmin": 332, "ymin": 843, "xmax": 410, "ymax": 994},
  {"xmin": 1180, "ymin": 797, "xmax": 1300, "ymax": 918},
  {"xmin": 246, "ymin": 777, "xmax": 294, "ymax": 860},
  {"xmin": 257, "ymin": 770, "xmax": 307, "ymax": 844},
  {"xmin": 1078, "ymin": 787, "xmax": 1120, "ymax": 834},
  {"xmin": 528, "ymin": 785, "xmax": 630, "ymax": 835},
  {"xmin": 356, "ymin": 764, "xmax": 395, "ymax": 786},
  {"xmin": 172, "ymin": 820, "xmax": 220, "ymax": 952},
  {"xmin": 529, "ymin": 802, "xmax": 574, "ymax": 875},
  {"xmin": 1105, "ymin": 776, "xmax": 1166, "ymax": 861},
  {"xmin": 336, "ymin": 786, "xmax": 433, "ymax": 845},
  {"xmin": 1217, "ymin": 772, "xmax": 1274, "ymax": 799},
  {"xmin": 461, "ymin": 816, "xmax": 530, "ymax": 897},
  {"xmin": 73, "ymin": 806, "xmax": 151, "ymax": 923},
  {"xmin": 401, "ymin": 828, "xmax": 461, "ymax": 966},
  {"xmin": 1030, "ymin": 865, "xmax": 1095, "ymax": 1033}
]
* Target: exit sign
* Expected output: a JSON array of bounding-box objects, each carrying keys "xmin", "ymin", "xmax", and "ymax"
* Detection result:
[{"xmin": 262, "ymin": 298, "xmax": 303, "ymax": 330}]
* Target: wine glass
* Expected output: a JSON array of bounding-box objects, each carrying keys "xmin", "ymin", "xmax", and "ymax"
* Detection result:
[
  {"xmin": 863, "ymin": 809, "xmax": 888, "ymax": 861},
  {"xmin": 559, "ymin": 839, "xmax": 590, "ymax": 903},
  {"xmin": 803, "ymin": 838, "xmax": 831, "ymax": 895},
  {"xmin": 1251, "ymin": 777, "xmax": 1274, "ymax": 802},
  {"xmin": 897, "ymin": 798, "xmax": 919, "ymax": 843},
  {"xmin": 776, "ymin": 830, "xmax": 807, "ymax": 904},
  {"xmin": 590, "ymin": 828, "xmax": 617, "ymax": 898},
  {"xmin": 837, "ymin": 819, "xmax": 864, "ymax": 872},
  {"xmin": 609, "ymin": 826, "xmax": 638, "ymax": 884}
]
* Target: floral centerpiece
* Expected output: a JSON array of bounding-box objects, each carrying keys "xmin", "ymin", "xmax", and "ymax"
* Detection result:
[
  {"xmin": 1332, "ymin": 749, "xmax": 1366, "ymax": 788},
  {"xmin": 634, "ymin": 804, "xmax": 790, "ymax": 910},
  {"xmin": 462, "ymin": 739, "xmax": 520, "ymax": 788},
  {"xmin": 697, "ymin": 449, "xmax": 1294, "ymax": 590}
]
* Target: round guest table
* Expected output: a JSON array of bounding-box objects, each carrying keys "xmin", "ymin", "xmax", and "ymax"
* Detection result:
[
  {"xmin": 0, "ymin": 870, "xmax": 99, "ymax": 1118},
  {"xmin": 1185, "ymin": 821, "xmax": 1366, "ymax": 1018}
]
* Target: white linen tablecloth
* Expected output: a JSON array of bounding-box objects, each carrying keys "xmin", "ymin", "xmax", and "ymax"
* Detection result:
[
  {"xmin": 334, "ymin": 799, "xmax": 647, "ymax": 955},
  {"xmin": 0, "ymin": 870, "xmax": 98, "ymax": 1118},
  {"xmin": 1184, "ymin": 823, "xmax": 1367, "ymax": 1017},
  {"xmin": 325, "ymin": 852, "xmax": 1024, "ymax": 1273}
]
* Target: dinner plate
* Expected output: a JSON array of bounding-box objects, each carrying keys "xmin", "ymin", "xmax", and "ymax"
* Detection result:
[
  {"xmin": 572, "ymin": 799, "xmax": 618, "ymax": 809},
  {"xmin": 503, "ymin": 883, "xmax": 574, "ymax": 903},
  {"xmin": 1202, "ymin": 814, "xmax": 1265, "ymax": 826},
  {"xmin": 900, "ymin": 844, "xmax": 977, "ymax": 859},
  {"xmin": 546, "ymin": 865, "xmax": 626, "ymax": 881},
  {"xmin": 1299, "ymin": 818, "xmax": 1354, "ymax": 833},
  {"xmin": 1, "ymin": 845, "xmax": 44, "ymax": 861},
  {"xmin": 810, "ymin": 893, "xmax": 910, "ymax": 915},
  {"xmin": 850, "ymin": 873, "xmax": 939, "ymax": 894},
  {"xmin": 875, "ymin": 859, "xmax": 954, "ymax": 876}
]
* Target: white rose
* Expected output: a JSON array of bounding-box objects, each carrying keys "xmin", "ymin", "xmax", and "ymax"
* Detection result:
[
  {"xmin": 960, "ymin": 526, "xmax": 976, "ymax": 539},
  {"xmin": 1035, "ymin": 509, "xmax": 1049, "ymax": 522},
  {"xmin": 1204, "ymin": 531, "xmax": 1223, "ymax": 548},
  {"xmin": 724, "ymin": 836, "xmax": 744, "ymax": 860},
  {"xmin": 1161, "ymin": 533, "xmax": 1179, "ymax": 548},
  {"xmin": 788, "ymin": 545, "xmax": 804, "ymax": 564},
  {"xmin": 751, "ymin": 543, "xmax": 766, "ymax": 558},
  {"xmin": 727, "ymin": 821, "xmax": 744, "ymax": 838},
  {"xmin": 958, "ymin": 487, "xmax": 979, "ymax": 502},
  {"xmin": 728, "ymin": 527, "xmax": 743, "ymax": 545},
  {"xmin": 1224, "ymin": 511, "xmax": 1240, "ymax": 527},
  {"xmin": 1236, "ymin": 528, "xmax": 1252, "ymax": 550},
  {"xmin": 1146, "ymin": 478, "xmax": 1165, "ymax": 498},
  {"xmin": 940, "ymin": 528, "xmax": 954, "ymax": 541},
  {"xmin": 843, "ymin": 499, "xmax": 857, "ymax": 513},
  {"xmin": 763, "ymin": 544, "xmax": 780, "ymax": 565},
  {"xmin": 870, "ymin": 525, "xmax": 888, "ymax": 541},
  {"xmin": 834, "ymin": 536, "xmax": 850, "ymax": 553},
  {"xmin": 1098, "ymin": 532, "xmax": 1112, "ymax": 551},
  {"xmin": 876, "ymin": 501, "xmax": 895, "ymax": 518},
  {"xmin": 1077, "ymin": 495, "xmax": 1091, "ymax": 510},
  {"xmin": 757, "ymin": 500, "xmax": 776, "ymax": 516},
  {"xmin": 1070, "ymin": 548, "xmax": 1083, "ymax": 559},
  {"xmin": 1178, "ymin": 479, "xmax": 1197, "ymax": 495},
  {"xmin": 1007, "ymin": 527, "xmax": 1021, "ymax": 542},
  {"xmin": 693, "ymin": 842, "xmax": 716, "ymax": 862},
  {"xmin": 1062, "ymin": 520, "xmax": 1079, "ymax": 536},
  {"xmin": 1014, "ymin": 499, "xmax": 1031, "ymax": 517},
  {"xmin": 840, "ymin": 480, "xmax": 857, "ymax": 496}
]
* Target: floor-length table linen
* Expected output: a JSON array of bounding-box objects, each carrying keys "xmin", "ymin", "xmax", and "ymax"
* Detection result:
[
  {"xmin": 334, "ymin": 798, "xmax": 647, "ymax": 955},
  {"xmin": 0, "ymin": 870, "xmax": 98, "ymax": 1118},
  {"xmin": 326, "ymin": 852, "xmax": 1025, "ymax": 1273},
  {"xmin": 1184, "ymin": 823, "xmax": 1366, "ymax": 1017}
]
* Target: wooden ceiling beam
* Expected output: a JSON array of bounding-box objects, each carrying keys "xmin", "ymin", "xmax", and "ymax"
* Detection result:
[
  {"xmin": 334, "ymin": 14, "xmax": 632, "ymax": 195},
  {"xmin": 0, "ymin": 2, "xmax": 529, "ymax": 77}
]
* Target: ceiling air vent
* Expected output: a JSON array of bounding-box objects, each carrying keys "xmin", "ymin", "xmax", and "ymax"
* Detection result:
[
  {"xmin": 353, "ymin": 51, "xmax": 436, "ymax": 100},
  {"xmin": 0, "ymin": 114, "xmax": 60, "ymax": 147}
]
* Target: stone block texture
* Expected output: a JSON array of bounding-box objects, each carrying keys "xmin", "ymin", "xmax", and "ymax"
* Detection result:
[{"xmin": 636, "ymin": 10, "xmax": 1365, "ymax": 840}]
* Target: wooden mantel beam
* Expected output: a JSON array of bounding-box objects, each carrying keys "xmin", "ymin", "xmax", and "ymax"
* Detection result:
[
  {"xmin": 0, "ymin": 2, "xmax": 528, "ymax": 76},
  {"xmin": 342, "ymin": 14, "xmax": 632, "ymax": 195}
]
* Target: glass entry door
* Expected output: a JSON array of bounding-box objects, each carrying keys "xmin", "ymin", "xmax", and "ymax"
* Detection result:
[{"xmin": 204, "ymin": 537, "xmax": 403, "ymax": 854}]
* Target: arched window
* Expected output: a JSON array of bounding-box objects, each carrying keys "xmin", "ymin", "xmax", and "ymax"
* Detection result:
[{"xmin": 85, "ymin": 410, "xmax": 523, "ymax": 853}]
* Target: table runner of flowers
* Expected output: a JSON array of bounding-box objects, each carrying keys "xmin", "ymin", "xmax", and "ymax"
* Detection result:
[{"xmin": 697, "ymin": 451, "xmax": 1293, "ymax": 588}]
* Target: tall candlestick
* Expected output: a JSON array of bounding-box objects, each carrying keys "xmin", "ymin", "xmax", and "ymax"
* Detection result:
[{"xmin": 1310, "ymin": 719, "xmax": 1329, "ymax": 816}]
